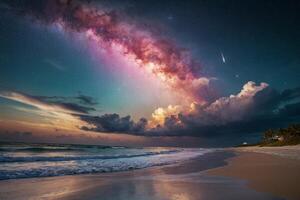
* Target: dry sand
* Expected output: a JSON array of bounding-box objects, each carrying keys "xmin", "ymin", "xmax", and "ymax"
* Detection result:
[{"xmin": 207, "ymin": 146, "xmax": 300, "ymax": 200}]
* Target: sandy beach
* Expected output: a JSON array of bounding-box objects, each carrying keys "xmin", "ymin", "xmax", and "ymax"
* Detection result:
[
  {"xmin": 0, "ymin": 150, "xmax": 287, "ymax": 200},
  {"xmin": 207, "ymin": 145, "xmax": 300, "ymax": 200}
]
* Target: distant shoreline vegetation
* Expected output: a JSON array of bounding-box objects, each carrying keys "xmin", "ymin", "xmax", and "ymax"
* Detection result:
[
  {"xmin": 260, "ymin": 124, "xmax": 300, "ymax": 146},
  {"xmin": 239, "ymin": 124, "xmax": 300, "ymax": 147}
]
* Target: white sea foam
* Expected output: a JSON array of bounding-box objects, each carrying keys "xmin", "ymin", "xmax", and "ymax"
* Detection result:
[{"xmin": 0, "ymin": 145, "xmax": 213, "ymax": 180}]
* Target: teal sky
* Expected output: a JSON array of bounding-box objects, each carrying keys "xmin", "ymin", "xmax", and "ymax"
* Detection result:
[
  {"xmin": 0, "ymin": 0, "xmax": 299, "ymax": 147},
  {"xmin": 0, "ymin": 14, "xmax": 170, "ymax": 119}
]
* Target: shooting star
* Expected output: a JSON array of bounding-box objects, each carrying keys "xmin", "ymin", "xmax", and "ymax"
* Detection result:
[{"xmin": 221, "ymin": 52, "xmax": 226, "ymax": 64}]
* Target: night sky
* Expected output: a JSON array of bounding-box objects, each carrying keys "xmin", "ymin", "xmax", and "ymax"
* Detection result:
[{"xmin": 0, "ymin": 0, "xmax": 299, "ymax": 147}]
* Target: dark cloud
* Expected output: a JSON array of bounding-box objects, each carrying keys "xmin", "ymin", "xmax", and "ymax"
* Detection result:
[
  {"xmin": 57, "ymin": 102, "xmax": 95, "ymax": 114},
  {"xmin": 78, "ymin": 83, "xmax": 300, "ymax": 140},
  {"xmin": 0, "ymin": 91, "xmax": 97, "ymax": 114},
  {"xmin": 280, "ymin": 88, "xmax": 300, "ymax": 102},
  {"xmin": 279, "ymin": 102, "xmax": 300, "ymax": 117},
  {"xmin": 33, "ymin": 94, "xmax": 98, "ymax": 106},
  {"xmin": 76, "ymin": 94, "xmax": 98, "ymax": 106},
  {"xmin": 132, "ymin": 117, "xmax": 148, "ymax": 132},
  {"xmin": 79, "ymin": 114, "xmax": 147, "ymax": 133},
  {"xmin": 154, "ymin": 86, "xmax": 300, "ymax": 138},
  {"xmin": 28, "ymin": 94, "xmax": 97, "ymax": 114}
]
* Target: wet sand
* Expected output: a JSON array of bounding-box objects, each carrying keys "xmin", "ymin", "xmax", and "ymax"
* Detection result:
[
  {"xmin": 0, "ymin": 151, "xmax": 281, "ymax": 200},
  {"xmin": 207, "ymin": 148, "xmax": 300, "ymax": 200}
]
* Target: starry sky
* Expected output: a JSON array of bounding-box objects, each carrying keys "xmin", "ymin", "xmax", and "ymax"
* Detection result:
[{"xmin": 0, "ymin": 0, "xmax": 299, "ymax": 147}]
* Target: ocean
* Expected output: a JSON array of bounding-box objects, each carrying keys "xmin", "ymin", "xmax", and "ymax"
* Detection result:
[{"xmin": 0, "ymin": 143, "xmax": 213, "ymax": 180}]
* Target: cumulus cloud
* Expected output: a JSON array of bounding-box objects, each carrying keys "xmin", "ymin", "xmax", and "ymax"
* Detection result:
[
  {"xmin": 79, "ymin": 114, "xmax": 147, "ymax": 133},
  {"xmin": 2, "ymin": 82, "xmax": 299, "ymax": 140},
  {"xmin": 149, "ymin": 105, "xmax": 182, "ymax": 128},
  {"xmin": 79, "ymin": 81, "xmax": 283, "ymax": 136},
  {"xmin": 141, "ymin": 82, "xmax": 300, "ymax": 137},
  {"xmin": 199, "ymin": 81, "xmax": 269, "ymax": 124},
  {"xmin": 146, "ymin": 81, "xmax": 268, "ymax": 130}
]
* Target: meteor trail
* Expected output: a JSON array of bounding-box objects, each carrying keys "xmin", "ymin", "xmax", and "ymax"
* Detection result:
[{"xmin": 221, "ymin": 52, "xmax": 226, "ymax": 64}]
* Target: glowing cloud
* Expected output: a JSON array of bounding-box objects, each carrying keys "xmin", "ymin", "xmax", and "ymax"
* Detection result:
[{"xmin": 0, "ymin": 91, "xmax": 92, "ymax": 131}]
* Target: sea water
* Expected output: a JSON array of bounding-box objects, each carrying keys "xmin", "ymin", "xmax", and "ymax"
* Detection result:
[{"xmin": 0, "ymin": 143, "xmax": 213, "ymax": 180}]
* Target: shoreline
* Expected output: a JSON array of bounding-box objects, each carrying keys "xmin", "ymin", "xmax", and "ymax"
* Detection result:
[
  {"xmin": 1, "ymin": 147, "xmax": 299, "ymax": 199},
  {"xmin": 0, "ymin": 150, "xmax": 280, "ymax": 200},
  {"xmin": 0, "ymin": 150, "xmax": 233, "ymax": 181},
  {"xmin": 207, "ymin": 146, "xmax": 300, "ymax": 200}
]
